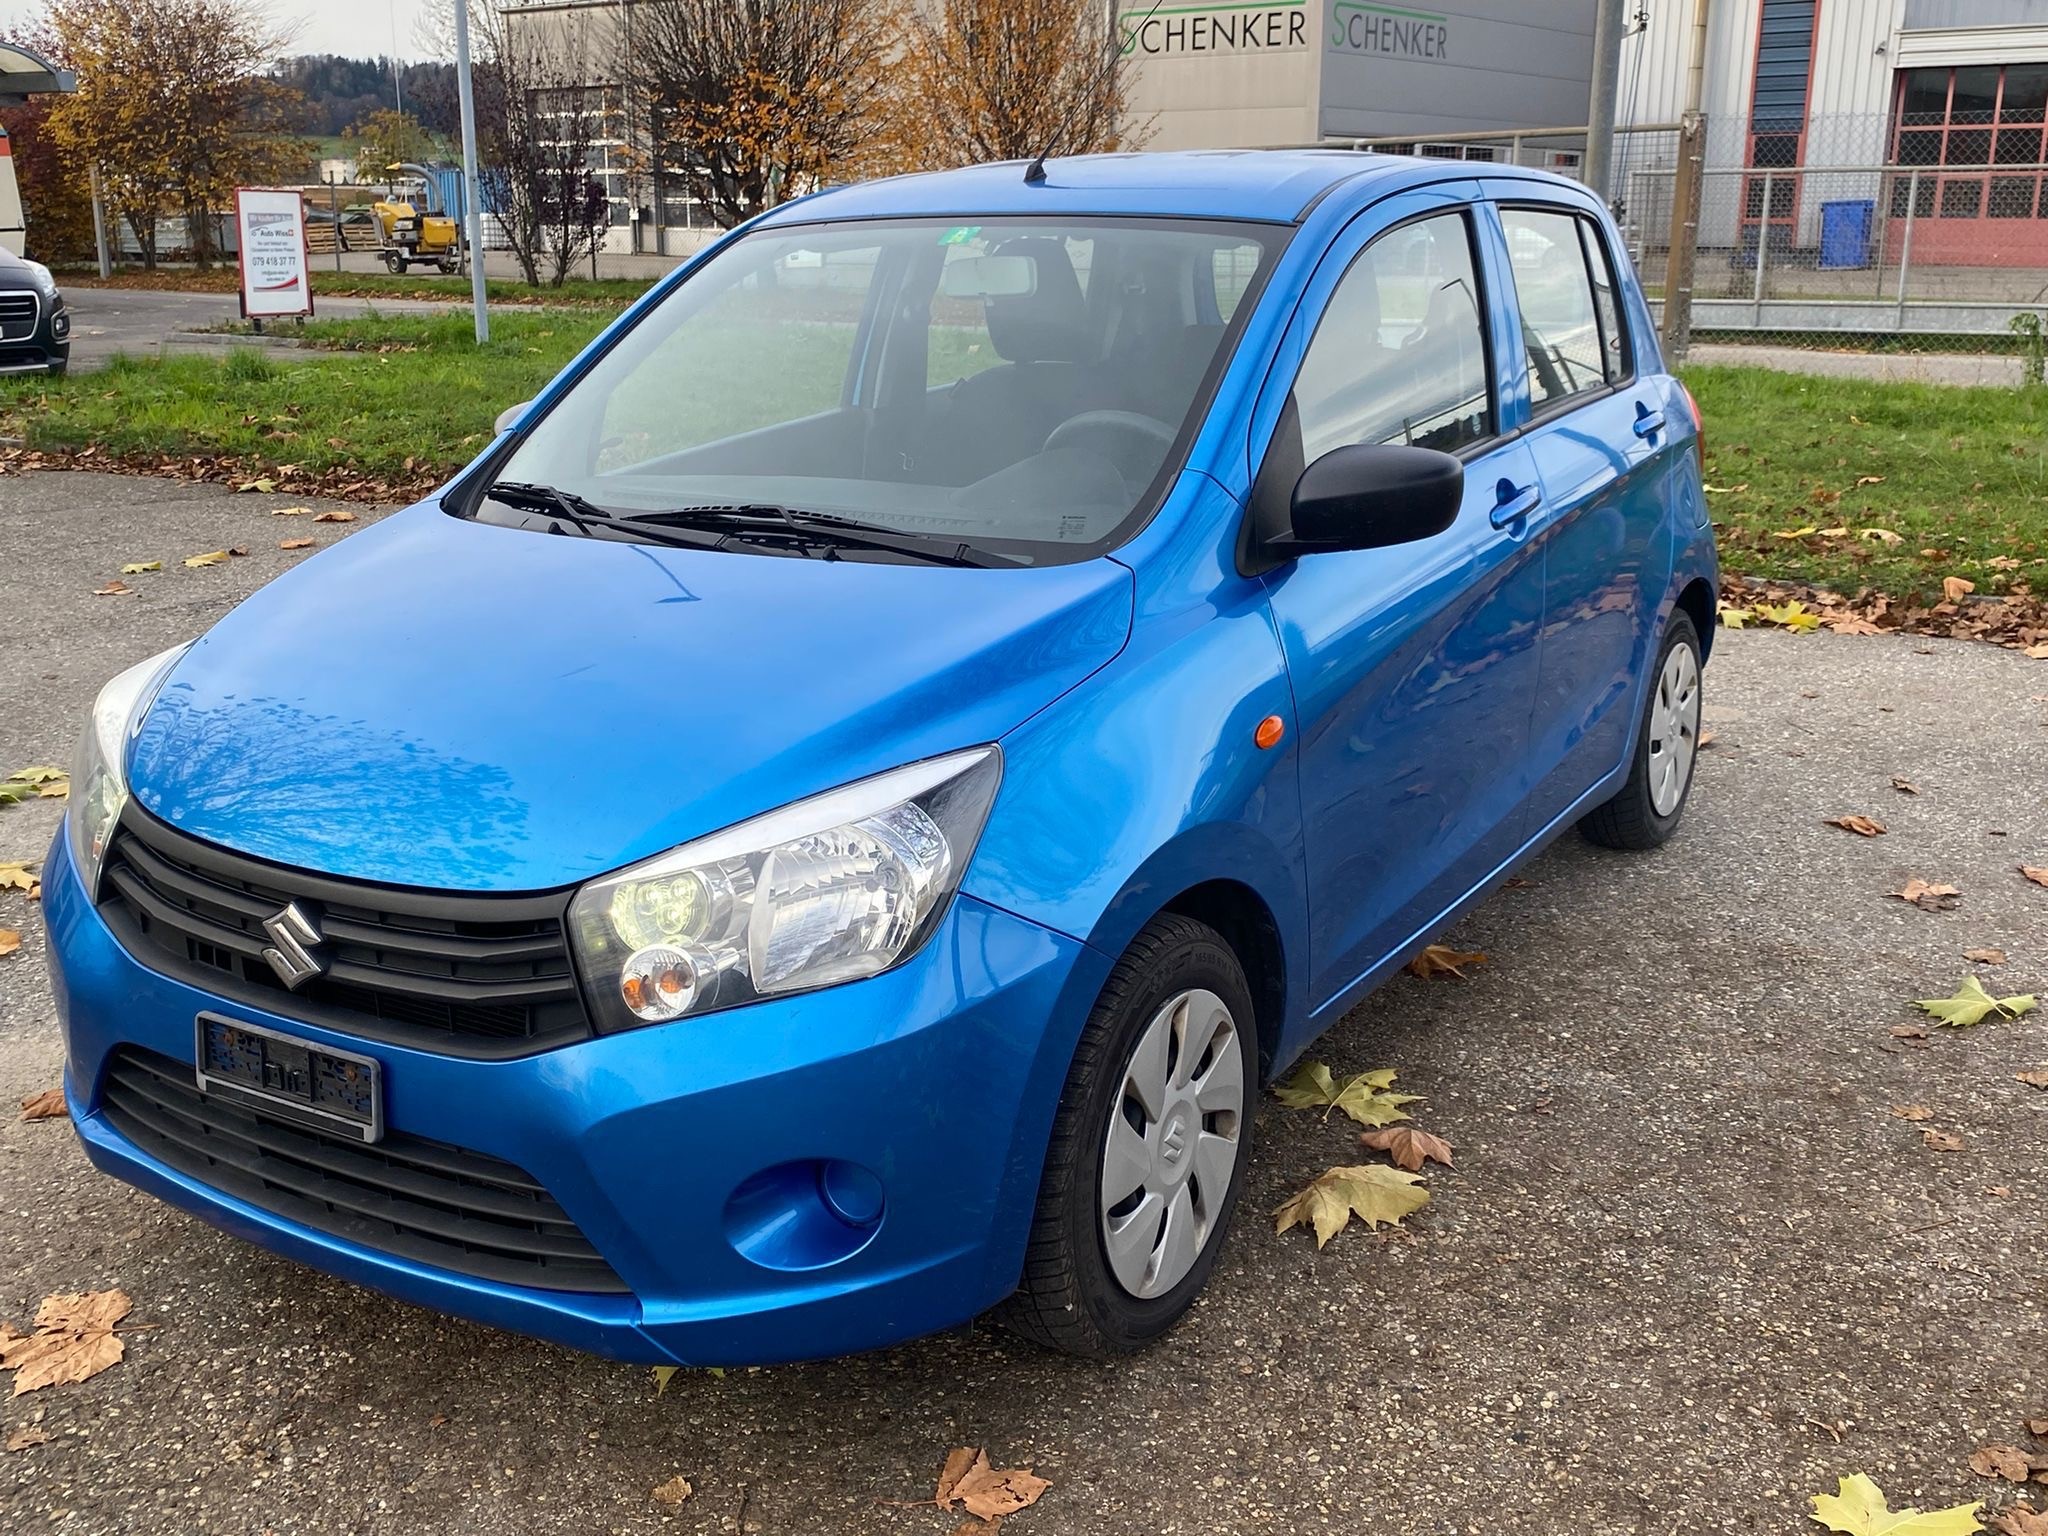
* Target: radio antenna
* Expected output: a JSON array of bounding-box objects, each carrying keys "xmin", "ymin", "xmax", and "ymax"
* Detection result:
[{"xmin": 1024, "ymin": 0, "xmax": 1159, "ymax": 184}]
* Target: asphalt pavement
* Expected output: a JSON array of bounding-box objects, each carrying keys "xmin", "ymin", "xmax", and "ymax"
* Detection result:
[
  {"xmin": 58, "ymin": 288, "xmax": 458, "ymax": 371},
  {"xmin": 1, "ymin": 470, "xmax": 2045, "ymax": 1535}
]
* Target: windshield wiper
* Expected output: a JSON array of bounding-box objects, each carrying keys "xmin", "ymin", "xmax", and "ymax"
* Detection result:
[
  {"xmin": 646, "ymin": 503, "xmax": 1027, "ymax": 569},
  {"xmin": 481, "ymin": 480, "xmax": 724, "ymax": 553}
]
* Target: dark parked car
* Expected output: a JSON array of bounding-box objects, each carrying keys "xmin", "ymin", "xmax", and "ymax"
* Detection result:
[{"xmin": 0, "ymin": 246, "xmax": 69, "ymax": 375}]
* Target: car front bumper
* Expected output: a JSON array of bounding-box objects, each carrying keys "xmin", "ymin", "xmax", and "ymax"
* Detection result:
[{"xmin": 43, "ymin": 828, "xmax": 1104, "ymax": 1365}]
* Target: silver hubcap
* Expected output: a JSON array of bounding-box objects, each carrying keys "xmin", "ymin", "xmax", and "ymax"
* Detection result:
[
  {"xmin": 1646, "ymin": 640, "xmax": 1701, "ymax": 817},
  {"xmin": 1099, "ymin": 988, "xmax": 1245, "ymax": 1299}
]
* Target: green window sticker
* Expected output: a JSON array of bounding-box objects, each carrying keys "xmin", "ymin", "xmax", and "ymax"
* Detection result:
[{"xmin": 938, "ymin": 225, "xmax": 983, "ymax": 246}]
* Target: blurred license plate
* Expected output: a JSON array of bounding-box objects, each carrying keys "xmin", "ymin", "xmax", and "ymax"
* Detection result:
[{"xmin": 195, "ymin": 1014, "xmax": 383, "ymax": 1143}]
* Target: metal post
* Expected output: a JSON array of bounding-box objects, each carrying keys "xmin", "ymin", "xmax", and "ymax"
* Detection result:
[
  {"xmin": 89, "ymin": 163, "xmax": 111, "ymax": 278},
  {"xmin": 1751, "ymin": 170, "xmax": 1771, "ymax": 325},
  {"xmin": 330, "ymin": 173, "xmax": 343, "ymax": 271},
  {"xmin": 1895, "ymin": 168, "xmax": 1918, "ymax": 327},
  {"xmin": 1584, "ymin": 0, "xmax": 1627, "ymax": 202},
  {"xmin": 1510, "ymin": 132, "xmax": 1523, "ymax": 170},
  {"xmin": 1660, "ymin": 113, "xmax": 1706, "ymax": 361},
  {"xmin": 453, "ymin": 0, "xmax": 490, "ymax": 343}
]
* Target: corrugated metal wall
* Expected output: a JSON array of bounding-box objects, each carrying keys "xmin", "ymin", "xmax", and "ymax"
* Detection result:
[{"xmin": 1903, "ymin": 0, "xmax": 2048, "ymax": 29}]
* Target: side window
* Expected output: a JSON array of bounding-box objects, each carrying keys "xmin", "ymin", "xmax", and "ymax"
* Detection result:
[
  {"xmin": 1578, "ymin": 220, "xmax": 1629, "ymax": 384},
  {"xmin": 1292, "ymin": 212, "xmax": 1491, "ymax": 461},
  {"xmin": 1499, "ymin": 207, "xmax": 1615, "ymax": 410}
]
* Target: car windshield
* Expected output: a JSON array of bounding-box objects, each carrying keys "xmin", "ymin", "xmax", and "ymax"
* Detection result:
[{"xmin": 488, "ymin": 216, "xmax": 1283, "ymax": 563}]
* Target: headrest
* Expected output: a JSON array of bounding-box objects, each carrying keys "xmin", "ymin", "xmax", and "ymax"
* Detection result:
[{"xmin": 983, "ymin": 237, "xmax": 1094, "ymax": 365}]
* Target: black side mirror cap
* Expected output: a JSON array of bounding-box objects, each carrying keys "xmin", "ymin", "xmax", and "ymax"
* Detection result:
[{"xmin": 1272, "ymin": 443, "xmax": 1465, "ymax": 557}]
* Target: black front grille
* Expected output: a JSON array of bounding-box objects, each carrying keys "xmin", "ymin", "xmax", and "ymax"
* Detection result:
[
  {"xmin": 99, "ymin": 809, "xmax": 590, "ymax": 1057},
  {"xmin": 0, "ymin": 291, "xmax": 37, "ymax": 340},
  {"xmin": 101, "ymin": 1047, "xmax": 628, "ymax": 1293}
]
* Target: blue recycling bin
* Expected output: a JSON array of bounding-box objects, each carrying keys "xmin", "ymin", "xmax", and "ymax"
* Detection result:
[{"xmin": 1818, "ymin": 199, "xmax": 1875, "ymax": 270}]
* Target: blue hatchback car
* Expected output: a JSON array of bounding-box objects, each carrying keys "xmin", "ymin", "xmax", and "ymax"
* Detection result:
[{"xmin": 47, "ymin": 152, "xmax": 1714, "ymax": 1364}]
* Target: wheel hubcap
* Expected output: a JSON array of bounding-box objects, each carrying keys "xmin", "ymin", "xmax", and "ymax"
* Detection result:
[
  {"xmin": 1645, "ymin": 640, "xmax": 1702, "ymax": 817},
  {"xmin": 1099, "ymin": 988, "xmax": 1244, "ymax": 1299}
]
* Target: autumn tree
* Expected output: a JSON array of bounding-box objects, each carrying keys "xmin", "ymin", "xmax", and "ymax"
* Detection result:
[
  {"xmin": 623, "ymin": 0, "xmax": 893, "ymax": 228},
  {"xmin": 876, "ymin": 0, "xmax": 1138, "ymax": 173},
  {"xmin": 347, "ymin": 108, "xmax": 439, "ymax": 181},
  {"xmin": 42, "ymin": 0, "xmax": 306, "ymax": 268},
  {"xmin": 0, "ymin": 25, "xmax": 95, "ymax": 261}
]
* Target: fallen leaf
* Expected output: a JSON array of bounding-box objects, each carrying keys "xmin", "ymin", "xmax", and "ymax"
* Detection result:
[
  {"xmin": 2022, "ymin": 867, "xmax": 2048, "ymax": 889},
  {"xmin": 1856, "ymin": 475, "xmax": 1886, "ymax": 486},
  {"xmin": 1718, "ymin": 603, "xmax": 1749, "ymax": 629},
  {"xmin": 269, "ymin": 506, "xmax": 309, "ymax": 516},
  {"xmin": 3, "ymin": 1425, "xmax": 48, "ymax": 1452},
  {"xmin": 1755, "ymin": 599, "xmax": 1822, "ymax": 631},
  {"xmin": 235, "ymin": 476, "xmax": 277, "ymax": 493},
  {"xmin": 1273, "ymin": 1062, "xmax": 1420, "ymax": 1128},
  {"xmin": 91, "ymin": 579, "xmax": 131, "ymax": 597},
  {"xmin": 1922, "ymin": 1127, "xmax": 1966, "ymax": 1152},
  {"xmin": 650, "ymin": 1365, "xmax": 677, "ymax": 1396},
  {"xmin": 1890, "ymin": 1105, "xmax": 1935, "ymax": 1121},
  {"xmin": 1890, "ymin": 880, "xmax": 1961, "ymax": 911},
  {"xmin": 312, "ymin": 509, "xmax": 356, "ymax": 524},
  {"xmin": 1973, "ymin": 1446, "xmax": 2032, "ymax": 1482},
  {"xmin": 1274, "ymin": 1164, "xmax": 1430, "ymax": 1247},
  {"xmin": 0, "ymin": 863, "xmax": 37, "ymax": 896},
  {"xmin": 935, "ymin": 1448, "xmax": 1051, "ymax": 1522},
  {"xmin": 1407, "ymin": 944, "xmax": 1487, "ymax": 979},
  {"xmin": 1915, "ymin": 976, "xmax": 2038, "ymax": 1029},
  {"xmin": 0, "ymin": 1290, "xmax": 133, "ymax": 1395},
  {"xmin": 1943, "ymin": 576, "xmax": 1977, "ymax": 603},
  {"xmin": 1890, "ymin": 777, "xmax": 1920, "ymax": 795},
  {"xmin": 19, "ymin": 1089, "xmax": 62, "ymax": 1121},
  {"xmin": 2029, "ymin": 1419, "xmax": 2048, "ymax": 1437},
  {"xmin": 1990, "ymin": 1186, "xmax": 2014, "ymax": 1199},
  {"xmin": 278, "ymin": 537, "xmax": 314, "ymax": 551},
  {"xmin": 117, "ymin": 561, "xmax": 160, "ymax": 574},
  {"xmin": 1992, "ymin": 1504, "xmax": 2048, "ymax": 1536},
  {"xmin": 1809, "ymin": 1473, "xmax": 1980, "ymax": 1535},
  {"xmin": 2026, "ymin": 644, "xmax": 2048, "ymax": 661},
  {"xmin": 182, "ymin": 550, "xmax": 229, "ymax": 568},
  {"xmin": 1775, "ymin": 525, "xmax": 1820, "ymax": 539},
  {"xmin": 1860, "ymin": 527, "xmax": 1904, "ymax": 545},
  {"xmin": 226, "ymin": 547, "xmax": 249, "ymax": 558},
  {"xmin": 1889, "ymin": 1023, "xmax": 1930, "ymax": 1041},
  {"xmin": 2017, "ymin": 1071, "xmax": 2048, "ymax": 1089},
  {"xmin": 1825, "ymin": 815, "xmax": 1887, "ymax": 837},
  {"xmin": 1965, "ymin": 948, "xmax": 2008, "ymax": 965},
  {"xmin": 0, "ymin": 930, "xmax": 17, "ymax": 959},
  {"xmin": 650, "ymin": 1474, "xmax": 692, "ymax": 1507},
  {"xmin": 1358, "ymin": 1125, "xmax": 1454, "ymax": 1171}
]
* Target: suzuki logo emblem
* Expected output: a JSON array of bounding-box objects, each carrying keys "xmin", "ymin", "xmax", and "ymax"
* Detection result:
[
  {"xmin": 260, "ymin": 902, "xmax": 324, "ymax": 989},
  {"xmin": 1160, "ymin": 1115, "xmax": 1188, "ymax": 1166}
]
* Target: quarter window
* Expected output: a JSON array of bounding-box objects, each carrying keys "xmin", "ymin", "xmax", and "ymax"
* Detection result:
[
  {"xmin": 1292, "ymin": 212, "xmax": 1491, "ymax": 461},
  {"xmin": 1500, "ymin": 207, "xmax": 1618, "ymax": 412}
]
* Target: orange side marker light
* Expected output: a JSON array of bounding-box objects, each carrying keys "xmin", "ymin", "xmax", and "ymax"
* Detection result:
[{"xmin": 1255, "ymin": 715, "xmax": 1285, "ymax": 750}]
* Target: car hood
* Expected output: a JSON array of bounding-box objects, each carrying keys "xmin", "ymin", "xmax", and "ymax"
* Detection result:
[{"xmin": 129, "ymin": 504, "xmax": 1133, "ymax": 891}]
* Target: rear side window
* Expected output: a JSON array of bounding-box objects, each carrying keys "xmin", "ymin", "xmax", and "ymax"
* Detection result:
[
  {"xmin": 1499, "ymin": 207, "xmax": 1627, "ymax": 412},
  {"xmin": 1292, "ymin": 212, "xmax": 1492, "ymax": 460}
]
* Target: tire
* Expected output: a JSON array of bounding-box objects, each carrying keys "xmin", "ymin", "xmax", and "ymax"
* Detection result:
[
  {"xmin": 1000, "ymin": 913, "xmax": 1256, "ymax": 1357},
  {"xmin": 384, "ymin": 252, "xmax": 405, "ymax": 275},
  {"xmin": 1580, "ymin": 610, "xmax": 1704, "ymax": 850}
]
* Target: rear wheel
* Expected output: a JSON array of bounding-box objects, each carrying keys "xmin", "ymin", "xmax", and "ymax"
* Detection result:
[
  {"xmin": 1000, "ymin": 913, "xmax": 1254, "ymax": 1357},
  {"xmin": 1580, "ymin": 611, "xmax": 1703, "ymax": 849}
]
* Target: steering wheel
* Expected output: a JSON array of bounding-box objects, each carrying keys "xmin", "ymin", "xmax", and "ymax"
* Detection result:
[{"xmin": 1043, "ymin": 410, "xmax": 1178, "ymax": 485}]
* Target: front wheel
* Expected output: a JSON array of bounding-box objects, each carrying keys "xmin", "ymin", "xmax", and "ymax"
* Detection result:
[
  {"xmin": 1000, "ymin": 913, "xmax": 1255, "ymax": 1356},
  {"xmin": 383, "ymin": 252, "xmax": 405, "ymax": 274},
  {"xmin": 1580, "ymin": 610, "xmax": 1703, "ymax": 849}
]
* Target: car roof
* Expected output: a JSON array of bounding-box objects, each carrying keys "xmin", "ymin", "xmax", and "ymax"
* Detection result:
[{"xmin": 755, "ymin": 150, "xmax": 1588, "ymax": 230}]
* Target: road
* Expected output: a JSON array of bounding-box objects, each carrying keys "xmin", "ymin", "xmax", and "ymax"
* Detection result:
[
  {"xmin": 1, "ymin": 470, "xmax": 2045, "ymax": 1534},
  {"xmin": 59, "ymin": 287, "xmax": 459, "ymax": 371}
]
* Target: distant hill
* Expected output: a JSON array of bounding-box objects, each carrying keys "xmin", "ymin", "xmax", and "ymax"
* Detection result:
[{"xmin": 269, "ymin": 55, "xmax": 462, "ymax": 139}]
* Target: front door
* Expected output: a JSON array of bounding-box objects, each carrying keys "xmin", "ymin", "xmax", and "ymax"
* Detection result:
[{"xmin": 1254, "ymin": 193, "xmax": 1546, "ymax": 1017}]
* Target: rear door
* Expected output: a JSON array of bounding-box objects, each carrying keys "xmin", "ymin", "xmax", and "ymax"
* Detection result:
[
  {"xmin": 1486, "ymin": 195, "xmax": 1679, "ymax": 832},
  {"xmin": 1252, "ymin": 187, "xmax": 1548, "ymax": 1017}
]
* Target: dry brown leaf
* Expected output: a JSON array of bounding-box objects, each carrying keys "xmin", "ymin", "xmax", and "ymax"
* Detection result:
[
  {"xmin": 18, "ymin": 1089, "xmax": 63, "ymax": 1122},
  {"xmin": 278, "ymin": 537, "xmax": 314, "ymax": 550},
  {"xmin": 2017, "ymin": 1071, "xmax": 2048, "ymax": 1090},
  {"xmin": 0, "ymin": 929, "xmax": 17, "ymax": 958},
  {"xmin": 1825, "ymin": 814, "xmax": 1886, "ymax": 837},
  {"xmin": 1967, "ymin": 948, "xmax": 2009, "ymax": 965},
  {"xmin": 936, "ymin": 1448, "xmax": 980, "ymax": 1505},
  {"xmin": 3, "ymin": 1424, "xmax": 48, "ymax": 1452},
  {"xmin": 0, "ymin": 1290, "xmax": 132, "ymax": 1395},
  {"xmin": 1974, "ymin": 1445, "xmax": 2033, "ymax": 1482},
  {"xmin": 1922, "ymin": 1127, "xmax": 1966, "ymax": 1152},
  {"xmin": 311, "ymin": 509, "xmax": 356, "ymax": 524},
  {"xmin": 90, "ymin": 579, "xmax": 132, "ymax": 597},
  {"xmin": 269, "ymin": 505, "xmax": 309, "ymax": 516},
  {"xmin": 1358, "ymin": 1125, "xmax": 1455, "ymax": 1171},
  {"xmin": 1407, "ymin": 944, "xmax": 1487, "ymax": 980},
  {"xmin": 2026, "ymin": 643, "xmax": 2048, "ymax": 661},
  {"xmin": 2022, "ymin": 867, "xmax": 2048, "ymax": 889},
  {"xmin": 936, "ymin": 1448, "xmax": 1051, "ymax": 1522},
  {"xmin": 1889, "ymin": 1023, "xmax": 1930, "ymax": 1040},
  {"xmin": 1890, "ymin": 879, "xmax": 1961, "ymax": 911},
  {"xmin": 2027, "ymin": 1418, "xmax": 2048, "ymax": 1437},
  {"xmin": 1944, "ymin": 576, "xmax": 1977, "ymax": 603},
  {"xmin": 650, "ymin": 1474, "xmax": 692, "ymax": 1507},
  {"xmin": 1890, "ymin": 1105, "xmax": 1935, "ymax": 1122},
  {"xmin": 0, "ymin": 863, "xmax": 36, "ymax": 898},
  {"xmin": 1890, "ymin": 776, "xmax": 1921, "ymax": 795},
  {"xmin": 1993, "ymin": 1505, "xmax": 2048, "ymax": 1536}
]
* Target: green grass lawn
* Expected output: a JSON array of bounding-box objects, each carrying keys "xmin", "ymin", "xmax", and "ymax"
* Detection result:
[{"xmin": 1682, "ymin": 365, "xmax": 2047, "ymax": 601}]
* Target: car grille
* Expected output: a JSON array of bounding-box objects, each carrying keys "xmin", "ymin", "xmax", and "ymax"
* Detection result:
[
  {"xmin": 98, "ymin": 809, "xmax": 591, "ymax": 1057},
  {"xmin": 101, "ymin": 1047, "xmax": 628, "ymax": 1294},
  {"xmin": 0, "ymin": 291, "xmax": 37, "ymax": 340}
]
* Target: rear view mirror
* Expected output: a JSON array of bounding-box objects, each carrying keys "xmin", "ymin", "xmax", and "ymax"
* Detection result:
[
  {"xmin": 494, "ymin": 400, "xmax": 531, "ymax": 435},
  {"xmin": 939, "ymin": 255, "xmax": 1037, "ymax": 301},
  {"xmin": 1278, "ymin": 443, "xmax": 1463, "ymax": 555}
]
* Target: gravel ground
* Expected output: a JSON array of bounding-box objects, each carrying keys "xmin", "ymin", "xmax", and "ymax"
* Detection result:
[{"xmin": 1, "ymin": 470, "xmax": 2045, "ymax": 1535}]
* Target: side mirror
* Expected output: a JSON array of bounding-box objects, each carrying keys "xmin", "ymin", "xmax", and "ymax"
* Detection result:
[
  {"xmin": 1277, "ymin": 443, "xmax": 1463, "ymax": 556},
  {"xmin": 494, "ymin": 400, "xmax": 532, "ymax": 435}
]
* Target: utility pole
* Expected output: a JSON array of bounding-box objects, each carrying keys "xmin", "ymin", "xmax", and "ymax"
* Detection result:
[
  {"xmin": 88, "ymin": 163, "xmax": 110, "ymax": 278},
  {"xmin": 453, "ymin": 0, "xmax": 490, "ymax": 344},
  {"xmin": 1659, "ymin": 0, "xmax": 1713, "ymax": 361},
  {"xmin": 1583, "ymin": 0, "xmax": 1627, "ymax": 204}
]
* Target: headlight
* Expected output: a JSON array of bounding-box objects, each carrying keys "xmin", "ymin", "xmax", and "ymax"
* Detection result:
[
  {"xmin": 70, "ymin": 644, "xmax": 191, "ymax": 897},
  {"xmin": 568, "ymin": 747, "xmax": 1002, "ymax": 1030}
]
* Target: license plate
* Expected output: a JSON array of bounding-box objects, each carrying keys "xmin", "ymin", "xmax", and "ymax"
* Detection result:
[{"xmin": 195, "ymin": 1014, "xmax": 383, "ymax": 1144}]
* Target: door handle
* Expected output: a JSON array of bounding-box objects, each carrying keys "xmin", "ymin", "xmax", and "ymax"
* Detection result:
[
  {"xmin": 1490, "ymin": 481, "xmax": 1541, "ymax": 529},
  {"xmin": 1633, "ymin": 402, "xmax": 1666, "ymax": 439}
]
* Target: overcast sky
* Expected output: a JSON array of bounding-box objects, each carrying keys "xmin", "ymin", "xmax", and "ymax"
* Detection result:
[{"xmin": 0, "ymin": 0, "xmax": 443, "ymax": 60}]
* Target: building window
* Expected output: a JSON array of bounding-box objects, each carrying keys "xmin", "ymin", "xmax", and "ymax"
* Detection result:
[
  {"xmin": 1741, "ymin": 0, "xmax": 1819, "ymax": 252},
  {"xmin": 1890, "ymin": 64, "xmax": 2048, "ymax": 221}
]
